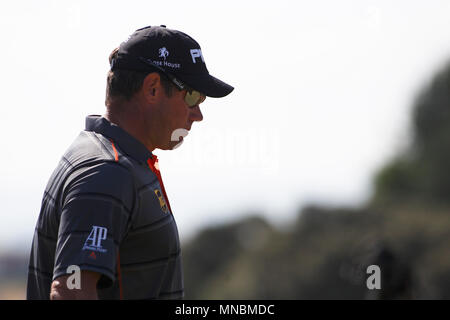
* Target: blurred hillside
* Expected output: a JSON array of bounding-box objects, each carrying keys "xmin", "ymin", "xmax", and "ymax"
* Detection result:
[
  {"xmin": 182, "ymin": 204, "xmax": 450, "ymax": 299},
  {"xmin": 3, "ymin": 58, "xmax": 450, "ymax": 299},
  {"xmin": 373, "ymin": 60, "xmax": 450, "ymax": 206}
]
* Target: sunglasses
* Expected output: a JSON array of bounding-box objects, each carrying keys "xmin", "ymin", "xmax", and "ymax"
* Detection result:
[{"xmin": 139, "ymin": 57, "xmax": 206, "ymax": 108}]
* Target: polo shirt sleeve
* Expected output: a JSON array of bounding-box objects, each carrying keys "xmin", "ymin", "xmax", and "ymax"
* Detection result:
[{"xmin": 52, "ymin": 162, "xmax": 135, "ymax": 288}]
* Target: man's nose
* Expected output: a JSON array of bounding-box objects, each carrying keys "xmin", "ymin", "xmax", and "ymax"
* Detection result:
[{"xmin": 189, "ymin": 105, "xmax": 203, "ymax": 122}]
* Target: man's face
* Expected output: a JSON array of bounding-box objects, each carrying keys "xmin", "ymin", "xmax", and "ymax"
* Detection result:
[{"xmin": 156, "ymin": 87, "xmax": 204, "ymax": 150}]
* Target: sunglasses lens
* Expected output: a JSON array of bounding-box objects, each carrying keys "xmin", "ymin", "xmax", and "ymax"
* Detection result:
[{"xmin": 185, "ymin": 91, "xmax": 205, "ymax": 107}]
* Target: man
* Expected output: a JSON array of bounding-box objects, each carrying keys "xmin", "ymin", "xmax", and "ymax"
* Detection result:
[{"xmin": 26, "ymin": 25, "xmax": 233, "ymax": 299}]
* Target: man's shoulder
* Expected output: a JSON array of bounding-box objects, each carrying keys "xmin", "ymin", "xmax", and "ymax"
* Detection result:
[
  {"xmin": 64, "ymin": 131, "xmax": 118, "ymax": 165},
  {"xmin": 60, "ymin": 131, "xmax": 138, "ymax": 194},
  {"xmin": 63, "ymin": 131, "xmax": 142, "ymax": 174},
  {"xmin": 43, "ymin": 131, "xmax": 132, "ymax": 201},
  {"xmin": 61, "ymin": 155, "xmax": 136, "ymax": 211}
]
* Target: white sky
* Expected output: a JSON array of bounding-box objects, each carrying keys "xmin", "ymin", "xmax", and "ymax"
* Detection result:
[{"xmin": 1, "ymin": 0, "xmax": 450, "ymax": 253}]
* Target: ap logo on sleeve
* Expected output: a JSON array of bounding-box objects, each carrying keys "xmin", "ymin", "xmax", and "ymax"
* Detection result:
[{"xmin": 82, "ymin": 226, "xmax": 108, "ymax": 253}]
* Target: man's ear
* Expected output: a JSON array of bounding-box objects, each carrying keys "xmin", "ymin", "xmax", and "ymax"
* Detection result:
[{"xmin": 142, "ymin": 72, "xmax": 163, "ymax": 103}]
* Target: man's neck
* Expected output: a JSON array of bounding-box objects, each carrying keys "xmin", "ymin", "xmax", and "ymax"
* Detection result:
[{"xmin": 104, "ymin": 104, "xmax": 156, "ymax": 152}]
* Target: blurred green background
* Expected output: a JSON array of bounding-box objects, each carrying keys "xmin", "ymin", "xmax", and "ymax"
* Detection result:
[{"xmin": 3, "ymin": 59, "xmax": 450, "ymax": 299}]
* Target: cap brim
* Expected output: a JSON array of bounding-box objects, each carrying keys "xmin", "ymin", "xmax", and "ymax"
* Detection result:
[{"xmin": 178, "ymin": 73, "xmax": 234, "ymax": 98}]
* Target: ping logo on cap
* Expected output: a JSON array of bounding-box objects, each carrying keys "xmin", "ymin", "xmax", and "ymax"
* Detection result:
[{"xmin": 190, "ymin": 49, "xmax": 204, "ymax": 64}]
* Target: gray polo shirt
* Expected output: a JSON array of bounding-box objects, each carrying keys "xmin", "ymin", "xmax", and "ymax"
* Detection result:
[{"xmin": 27, "ymin": 115, "xmax": 184, "ymax": 299}]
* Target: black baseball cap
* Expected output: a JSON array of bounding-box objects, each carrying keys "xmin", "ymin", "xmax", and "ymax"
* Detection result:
[{"xmin": 110, "ymin": 25, "xmax": 234, "ymax": 98}]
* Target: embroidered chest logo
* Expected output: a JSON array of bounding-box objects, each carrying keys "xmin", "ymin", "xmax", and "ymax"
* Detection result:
[
  {"xmin": 154, "ymin": 189, "xmax": 169, "ymax": 213},
  {"xmin": 83, "ymin": 226, "xmax": 108, "ymax": 253}
]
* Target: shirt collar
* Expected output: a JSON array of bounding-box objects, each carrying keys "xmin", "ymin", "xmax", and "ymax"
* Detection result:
[{"xmin": 85, "ymin": 115, "xmax": 153, "ymax": 164}]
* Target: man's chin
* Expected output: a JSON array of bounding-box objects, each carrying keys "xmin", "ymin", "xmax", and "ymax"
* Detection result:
[{"xmin": 168, "ymin": 137, "xmax": 184, "ymax": 150}]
